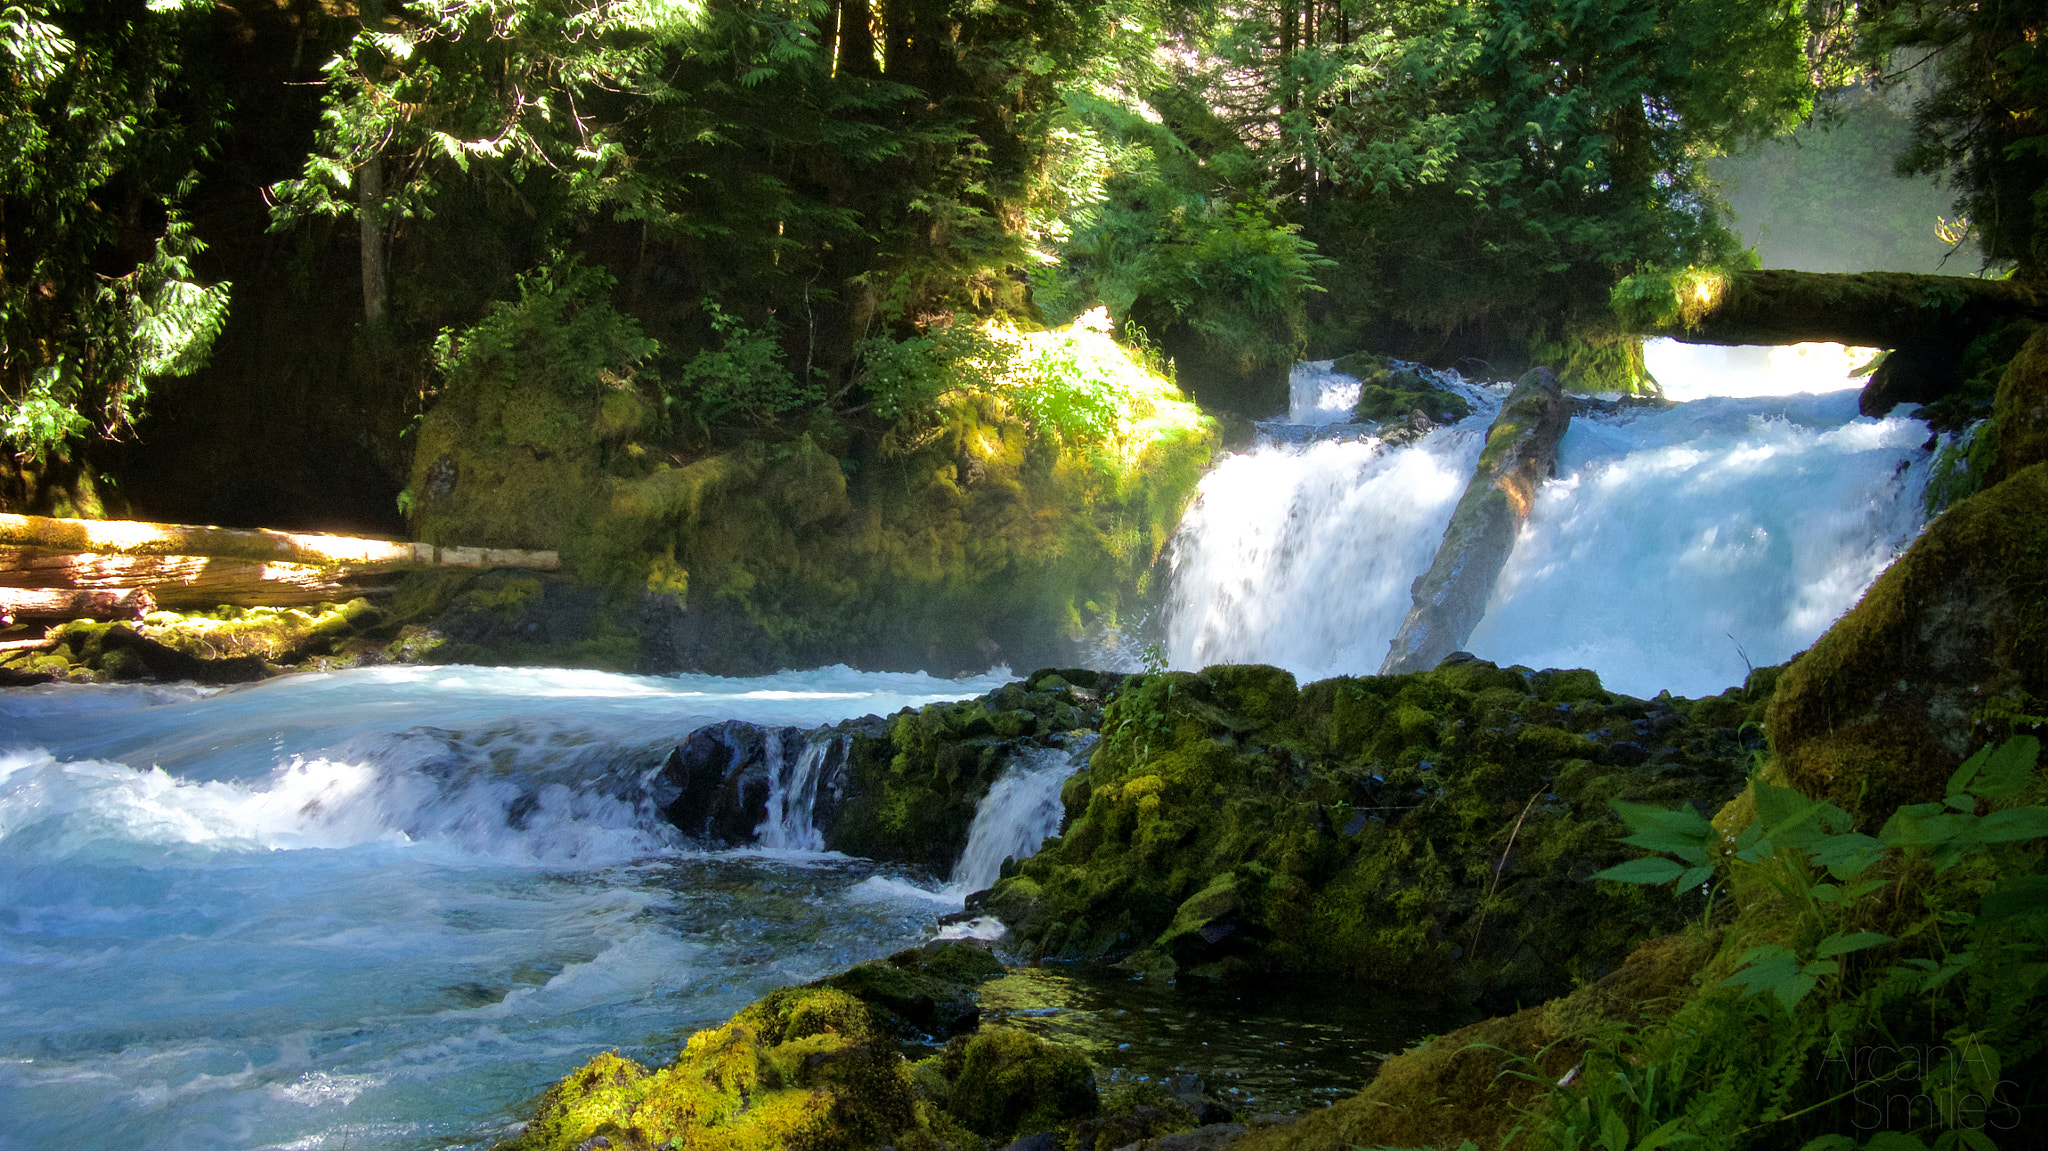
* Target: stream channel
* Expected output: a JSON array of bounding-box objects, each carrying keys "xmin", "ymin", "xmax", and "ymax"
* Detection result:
[{"xmin": 0, "ymin": 342, "xmax": 1932, "ymax": 1149}]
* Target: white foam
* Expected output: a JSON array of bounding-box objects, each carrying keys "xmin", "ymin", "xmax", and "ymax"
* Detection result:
[{"xmin": 1165, "ymin": 422, "xmax": 1486, "ymax": 678}]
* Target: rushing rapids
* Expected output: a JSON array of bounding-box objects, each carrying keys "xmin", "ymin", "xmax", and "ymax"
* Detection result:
[
  {"xmin": 0, "ymin": 667, "xmax": 1016, "ymax": 1151},
  {"xmin": 1163, "ymin": 345, "xmax": 1934, "ymax": 698}
]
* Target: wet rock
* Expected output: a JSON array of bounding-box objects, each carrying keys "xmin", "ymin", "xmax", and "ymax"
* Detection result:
[{"xmin": 658, "ymin": 719, "xmax": 813, "ymax": 846}]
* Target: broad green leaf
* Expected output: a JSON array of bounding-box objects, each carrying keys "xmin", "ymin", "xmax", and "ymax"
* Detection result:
[
  {"xmin": 1722, "ymin": 945, "xmax": 1800, "ymax": 1002},
  {"xmin": 1803, "ymin": 959, "xmax": 1839, "ymax": 976},
  {"xmin": 1773, "ymin": 970, "xmax": 1818, "ymax": 1012},
  {"xmin": 1816, "ymin": 930, "xmax": 1892, "ymax": 958},
  {"xmin": 1973, "ymin": 806, "xmax": 2048, "ymax": 843},
  {"xmin": 1978, "ymin": 873, "xmax": 2048, "ymax": 922},
  {"xmin": 1677, "ymin": 864, "xmax": 1714, "ymax": 889},
  {"xmin": 1592, "ymin": 857, "xmax": 1686, "ymax": 885},
  {"xmin": 1975, "ymin": 735, "xmax": 2040, "ymax": 799}
]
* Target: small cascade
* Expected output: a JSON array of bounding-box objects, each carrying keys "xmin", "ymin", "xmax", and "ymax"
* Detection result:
[
  {"xmin": 945, "ymin": 745, "xmax": 1086, "ymax": 896},
  {"xmin": 754, "ymin": 734, "xmax": 837, "ymax": 851}
]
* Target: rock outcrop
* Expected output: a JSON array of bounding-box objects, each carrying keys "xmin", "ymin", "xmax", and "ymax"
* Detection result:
[{"xmin": 1381, "ymin": 367, "xmax": 1569, "ymax": 675}]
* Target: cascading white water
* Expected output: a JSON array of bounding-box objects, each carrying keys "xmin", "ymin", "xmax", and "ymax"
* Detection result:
[
  {"xmin": 1465, "ymin": 390, "xmax": 1930, "ymax": 696},
  {"xmin": 0, "ymin": 665, "xmax": 1011, "ymax": 1151},
  {"xmin": 945, "ymin": 745, "xmax": 1084, "ymax": 896},
  {"xmin": 1162, "ymin": 352, "xmax": 1933, "ymax": 699},
  {"xmin": 1164, "ymin": 361, "xmax": 1499, "ymax": 680},
  {"xmin": 755, "ymin": 735, "xmax": 835, "ymax": 851}
]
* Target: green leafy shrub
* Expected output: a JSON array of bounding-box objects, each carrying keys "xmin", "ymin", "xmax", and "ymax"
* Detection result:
[
  {"xmin": 1539, "ymin": 737, "xmax": 2048, "ymax": 1149},
  {"xmin": 666, "ymin": 301, "xmax": 819, "ymax": 433}
]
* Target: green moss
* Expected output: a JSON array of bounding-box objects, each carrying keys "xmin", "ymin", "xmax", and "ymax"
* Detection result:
[
  {"xmin": 1769, "ymin": 463, "xmax": 2048, "ymax": 826},
  {"xmin": 501, "ymin": 944, "xmax": 1055, "ymax": 1151},
  {"xmin": 993, "ymin": 661, "xmax": 1763, "ymax": 1007},
  {"xmin": 828, "ymin": 676, "xmax": 1113, "ymax": 872},
  {"xmin": 1332, "ymin": 352, "xmax": 1475, "ymax": 425},
  {"xmin": 943, "ymin": 1027, "xmax": 1099, "ymax": 1141}
]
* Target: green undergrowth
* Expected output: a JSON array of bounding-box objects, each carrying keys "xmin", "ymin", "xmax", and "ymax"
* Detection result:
[
  {"xmin": 497, "ymin": 941, "xmax": 1202, "ymax": 1151},
  {"xmin": 830, "ymin": 669, "xmax": 1119, "ymax": 873},
  {"xmin": 985, "ymin": 660, "xmax": 1772, "ymax": 1008},
  {"xmin": 1495, "ymin": 736, "xmax": 2048, "ymax": 1151},
  {"xmin": 406, "ymin": 271, "xmax": 1219, "ymax": 675}
]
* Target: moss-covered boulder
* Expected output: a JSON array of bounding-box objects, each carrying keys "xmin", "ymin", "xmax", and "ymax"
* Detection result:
[
  {"xmin": 498, "ymin": 942, "xmax": 1080, "ymax": 1151},
  {"xmin": 0, "ymin": 599, "xmax": 387, "ymax": 683},
  {"xmin": 1331, "ymin": 351, "xmax": 1474, "ymax": 428},
  {"xmin": 987, "ymin": 661, "xmax": 1765, "ymax": 1007},
  {"xmin": 1769, "ymin": 462, "xmax": 2048, "ymax": 826},
  {"xmin": 1989, "ymin": 322, "xmax": 2048, "ymax": 484}
]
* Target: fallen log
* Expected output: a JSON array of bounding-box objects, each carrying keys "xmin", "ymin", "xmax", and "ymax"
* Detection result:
[
  {"xmin": 1, "ymin": 586, "xmax": 156, "ymax": 626},
  {"xmin": 1612, "ymin": 268, "xmax": 2048, "ymax": 349},
  {"xmin": 0, "ymin": 513, "xmax": 559, "ymax": 570},
  {"xmin": 0, "ymin": 514, "xmax": 559, "ymax": 612},
  {"xmin": 1612, "ymin": 268, "xmax": 2048, "ymax": 415},
  {"xmin": 1382, "ymin": 367, "xmax": 1570, "ymax": 675}
]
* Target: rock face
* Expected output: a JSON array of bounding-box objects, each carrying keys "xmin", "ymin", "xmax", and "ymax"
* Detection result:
[
  {"xmin": 1767, "ymin": 461, "xmax": 2048, "ymax": 825},
  {"xmin": 659, "ymin": 719, "xmax": 854, "ymax": 846},
  {"xmin": 1381, "ymin": 366, "xmax": 1569, "ymax": 675}
]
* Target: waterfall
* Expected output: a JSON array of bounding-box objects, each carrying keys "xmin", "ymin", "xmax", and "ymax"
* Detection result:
[
  {"xmin": 754, "ymin": 734, "xmax": 836, "ymax": 851},
  {"xmin": 1162, "ymin": 357, "xmax": 1933, "ymax": 699},
  {"xmin": 946, "ymin": 745, "xmax": 1086, "ymax": 896},
  {"xmin": 1164, "ymin": 360, "xmax": 1499, "ymax": 680}
]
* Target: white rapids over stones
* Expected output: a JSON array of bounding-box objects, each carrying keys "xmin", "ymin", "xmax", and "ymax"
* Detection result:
[
  {"xmin": 1161, "ymin": 354, "xmax": 1935, "ymax": 699},
  {"xmin": 0, "ymin": 665, "xmax": 1012, "ymax": 1151}
]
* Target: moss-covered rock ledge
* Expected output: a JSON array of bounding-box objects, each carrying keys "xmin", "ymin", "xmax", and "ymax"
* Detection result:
[{"xmin": 983, "ymin": 660, "xmax": 1769, "ymax": 1010}]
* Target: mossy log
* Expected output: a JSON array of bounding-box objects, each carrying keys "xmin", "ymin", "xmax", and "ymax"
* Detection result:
[
  {"xmin": 1381, "ymin": 367, "xmax": 1569, "ymax": 675},
  {"xmin": 1614, "ymin": 269, "xmax": 2048, "ymax": 349},
  {"xmin": 0, "ymin": 513, "xmax": 558, "ymax": 610},
  {"xmin": 1615, "ymin": 269, "xmax": 2048, "ymax": 415}
]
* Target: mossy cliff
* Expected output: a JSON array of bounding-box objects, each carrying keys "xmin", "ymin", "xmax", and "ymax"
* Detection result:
[
  {"xmin": 1770, "ymin": 326, "xmax": 2048, "ymax": 828},
  {"xmin": 984, "ymin": 660, "xmax": 1768, "ymax": 1007},
  {"xmin": 405, "ymin": 290, "xmax": 1217, "ymax": 675}
]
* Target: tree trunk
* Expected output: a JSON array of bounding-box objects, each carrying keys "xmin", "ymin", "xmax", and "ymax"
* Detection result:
[
  {"xmin": 356, "ymin": 0, "xmax": 388, "ymax": 328},
  {"xmin": 0, "ymin": 587, "xmax": 155, "ymax": 625},
  {"xmin": 1614, "ymin": 268, "xmax": 2048, "ymax": 349},
  {"xmin": 838, "ymin": 0, "xmax": 877, "ymax": 77}
]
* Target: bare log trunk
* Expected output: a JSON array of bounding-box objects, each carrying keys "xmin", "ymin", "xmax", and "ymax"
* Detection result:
[{"xmin": 1, "ymin": 587, "xmax": 155, "ymax": 625}]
